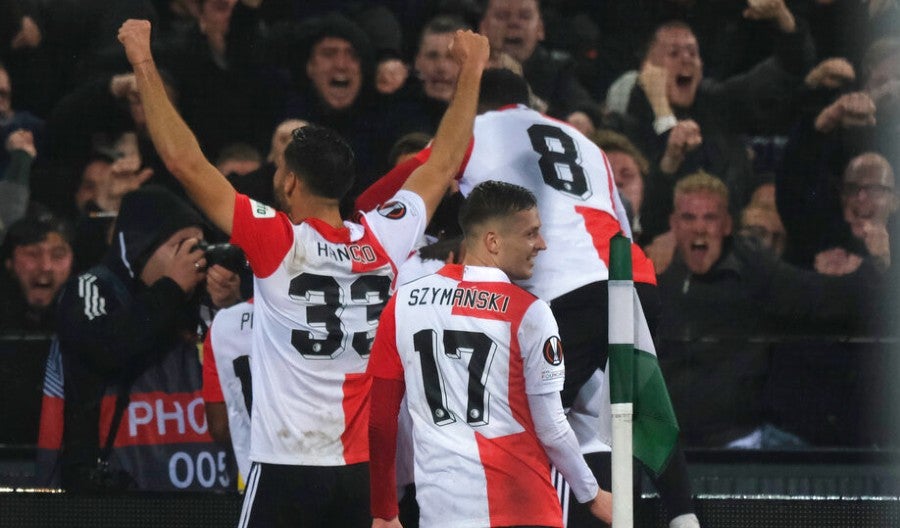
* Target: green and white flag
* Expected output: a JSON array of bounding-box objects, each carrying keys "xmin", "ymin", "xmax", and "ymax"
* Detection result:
[{"xmin": 606, "ymin": 233, "xmax": 680, "ymax": 477}]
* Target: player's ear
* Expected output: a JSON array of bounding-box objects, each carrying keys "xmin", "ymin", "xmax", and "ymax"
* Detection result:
[{"xmin": 484, "ymin": 229, "xmax": 500, "ymax": 255}]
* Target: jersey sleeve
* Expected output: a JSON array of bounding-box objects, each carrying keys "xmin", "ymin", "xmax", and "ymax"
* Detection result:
[
  {"xmin": 367, "ymin": 295, "xmax": 404, "ymax": 381},
  {"xmin": 519, "ymin": 300, "xmax": 566, "ymax": 395},
  {"xmin": 201, "ymin": 328, "xmax": 224, "ymax": 403},
  {"xmin": 229, "ymin": 193, "xmax": 294, "ymax": 278},
  {"xmin": 359, "ymin": 190, "xmax": 427, "ymax": 268},
  {"xmin": 354, "ymin": 155, "xmax": 426, "ymax": 213}
]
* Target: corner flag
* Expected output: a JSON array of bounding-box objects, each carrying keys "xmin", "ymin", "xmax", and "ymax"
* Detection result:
[{"xmin": 608, "ymin": 233, "xmax": 679, "ymax": 476}]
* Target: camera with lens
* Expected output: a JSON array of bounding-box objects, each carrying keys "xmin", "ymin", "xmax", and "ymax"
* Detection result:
[{"xmin": 194, "ymin": 241, "xmax": 247, "ymax": 273}]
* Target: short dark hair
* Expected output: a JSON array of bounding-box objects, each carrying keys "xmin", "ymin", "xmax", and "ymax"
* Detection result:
[
  {"xmin": 299, "ymin": 12, "xmax": 374, "ymax": 79},
  {"xmin": 388, "ymin": 132, "xmax": 432, "ymax": 167},
  {"xmin": 644, "ymin": 19, "xmax": 694, "ymax": 60},
  {"xmin": 420, "ymin": 14, "xmax": 471, "ymax": 43},
  {"xmin": 479, "ymin": 68, "xmax": 531, "ymax": 111},
  {"xmin": 2, "ymin": 210, "xmax": 74, "ymax": 262},
  {"xmin": 459, "ymin": 180, "xmax": 537, "ymax": 235},
  {"xmin": 283, "ymin": 124, "xmax": 356, "ymax": 200}
]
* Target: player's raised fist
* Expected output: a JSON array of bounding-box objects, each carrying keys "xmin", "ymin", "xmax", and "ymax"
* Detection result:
[
  {"xmin": 118, "ymin": 19, "xmax": 153, "ymax": 67},
  {"xmin": 449, "ymin": 30, "xmax": 490, "ymax": 70}
]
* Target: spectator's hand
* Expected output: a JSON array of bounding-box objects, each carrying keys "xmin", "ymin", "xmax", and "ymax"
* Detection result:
[
  {"xmin": 449, "ymin": 30, "xmax": 490, "ymax": 71},
  {"xmin": 5, "ymin": 129, "xmax": 36, "ymax": 158},
  {"xmin": 166, "ymin": 237, "xmax": 207, "ymax": 293},
  {"xmin": 11, "ymin": 16, "xmax": 41, "ymax": 49},
  {"xmin": 804, "ymin": 58, "xmax": 856, "ymax": 89},
  {"xmin": 376, "ymin": 58, "xmax": 409, "ymax": 95},
  {"xmin": 118, "ymin": 19, "xmax": 154, "ymax": 66},
  {"xmin": 814, "ymin": 247, "xmax": 863, "ymax": 276},
  {"xmin": 814, "ymin": 92, "xmax": 877, "ymax": 133},
  {"xmin": 645, "ymin": 231, "xmax": 676, "ymax": 274},
  {"xmin": 660, "ymin": 120, "xmax": 702, "ymax": 174},
  {"xmin": 588, "ymin": 489, "xmax": 613, "ymax": 524},
  {"xmin": 95, "ymin": 153, "xmax": 153, "ymax": 212},
  {"xmin": 639, "ymin": 62, "xmax": 672, "ymax": 117},
  {"xmin": 206, "ymin": 264, "xmax": 242, "ymax": 308},
  {"xmin": 861, "ymin": 221, "xmax": 891, "ymax": 271},
  {"xmin": 743, "ymin": 0, "xmax": 796, "ymax": 32},
  {"xmin": 372, "ymin": 518, "xmax": 403, "ymax": 528}
]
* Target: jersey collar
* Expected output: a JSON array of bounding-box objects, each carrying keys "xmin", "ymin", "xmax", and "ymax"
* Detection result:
[{"xmin": 305, "ymin": 217, "xmax": 351, "ymax": 243}]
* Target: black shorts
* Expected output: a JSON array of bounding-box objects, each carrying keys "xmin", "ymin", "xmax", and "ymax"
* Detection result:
[
  {"xmin": 238, "ymin": 462, "xmax": 370, "ymax": 528},
  {"xmin": 551, "ymin": 281, "xmax": 660, "ymax": 407}
]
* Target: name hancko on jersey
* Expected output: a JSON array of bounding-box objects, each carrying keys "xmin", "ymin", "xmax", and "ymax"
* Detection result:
[
  {"xmin": 316, "ymin": 242, "xmax": 377, "ymax": 264},
  {"xmin": 407, "ymin": 286, "xmax": 510, "ymax": 313}
]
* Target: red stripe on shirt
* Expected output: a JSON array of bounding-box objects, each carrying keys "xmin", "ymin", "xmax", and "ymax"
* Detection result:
[
  {"xmin": 573, "ymin": 206, "xmax": 658, "ymax": 285},
  {"xmin": 201, "ymin": 331, "xmax": 223, "ymax": 403},
  {"xmin": 476, "ymin": 431, "xmax": 563, "ymax": 527},
  {"xmin": 341, "ymin": 372, "xmax": 372, "ymax": 464},
  {"xmin": 230, "ymin": 194, "xmax": 294, "ymax": 278}
]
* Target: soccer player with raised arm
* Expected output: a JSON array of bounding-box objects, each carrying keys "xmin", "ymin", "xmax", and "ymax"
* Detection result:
[{"xmin": 118, "ymin": 19, "xmax": 489, "ymax": 528}]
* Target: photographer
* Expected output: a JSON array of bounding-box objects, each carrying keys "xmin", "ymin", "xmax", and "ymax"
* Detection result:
[{"xmin": 49, "ymin": 185, "xmax": 235, "ymax": 492}]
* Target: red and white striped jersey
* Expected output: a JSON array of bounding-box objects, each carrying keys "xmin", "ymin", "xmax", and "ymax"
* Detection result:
[
  {"xmin": 459, "ymin": 105, "xmax": 635, "ymax": 301},
  {"xmin": 230, "ymin": 191, "xmax": 425, "ymax": 466},
  {"xmin": 369, "ymin": 264, "xmax": 567, "ymax": 528}
]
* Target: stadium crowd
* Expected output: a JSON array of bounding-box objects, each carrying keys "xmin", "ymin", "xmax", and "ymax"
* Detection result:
[{"xmin": 0, "ymin": 0, "xmax": 898, "ymax": 526}]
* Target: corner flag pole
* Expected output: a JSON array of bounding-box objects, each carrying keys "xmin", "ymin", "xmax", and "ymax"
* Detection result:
[{"xmin": 609, "ymin": 233, "xmax": 634, "ymax": 528}]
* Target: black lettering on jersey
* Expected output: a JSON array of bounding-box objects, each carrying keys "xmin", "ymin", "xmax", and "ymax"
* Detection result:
[
  {"xmin": 349, "ymin": 244, "xmax": 377, "ymax": 264},
  {"xmin": 448, "ymin": 287, "xmax": 511, "ymax": 313},
  {"xmin": 542, "ymin": 336, "xmax": 564, "ymax": 366},
  {"xmin": 408, "ymin": 288, "xmax": 420, "ymax": 306},
  {"xmin": 377, "ymin": 201, "xmax": 407, "ymax": 220},
  {"xmin": 239, "ymin": 311, "xmax": 254, "ymax": 330},
  {"xmin": 439, "ymin": 288, "xmax": 454, "ymax": 304}
]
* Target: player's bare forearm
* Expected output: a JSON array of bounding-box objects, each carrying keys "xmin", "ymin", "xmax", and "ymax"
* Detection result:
[
  {"xmin": 119, "ymin": 19, "xmax": 235, "ymax": 234},
  {"xmin": 403, "ymin": 30, "xmax": 488, "ymax": 221}
]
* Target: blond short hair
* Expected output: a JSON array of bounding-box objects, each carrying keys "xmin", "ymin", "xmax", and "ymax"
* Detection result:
[{"xmin": 673, "ymin": 170, "xmax": 729, "ymax": 206}]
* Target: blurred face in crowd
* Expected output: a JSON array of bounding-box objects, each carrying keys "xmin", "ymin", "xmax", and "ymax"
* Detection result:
[
  {"xmin": 493, "ymin": 207, "xmax": 546, "ymax": 280},
  {"xmin": 648, "ymin": 26, "xmax": 703, "ymax": 109},
  {"xmin": 307, "ymin": 37, "xmax": 362, "ymax": 110},
  {"xmin": 199, "ymin": 0, "xmax": 236, "ymax": 39},
  {"xmin": 841, "ymin": 153, "xmax": 898, "ymax": 239},
  {"xmin": 0, "ymin": 67, "xmax": 11, "ymax": 119},
  {"xmin": 75, "ymin": 159, "xmax": 113, "ymax": 212},
  {"xmin": 670, "ymin": 190, "xmax": 732, "ymax": 274},
  {"xmin": 866, "ymin": 50, "xmax": 900, "ymax": 120},
  {"xmin": 217, "ymin": 157, "xmax": 260, "ymax": 177},
  {"xmin": 139, "ymin": 226, "xmax": 204, "ymax": 287},
  {"xmin": 268, "ymin": 119, "xmax": 308, "ymax": 166},
  {"xmin": 415, "ymin": 30, "xmax": 459, "ymax": 102},
  {"xmin": 607, "ymin": 150, "xmax": 645, "ymax": 213},
  {"xmin": 866, "ymin": 50, "xmax": 900, "ymax": 94},
  {"xmin": 739, "ymin": 206, "xmax": 786, "ymax": 257},
  {"xmin": 480, "ymin": 0, "xmax": 544, "ymax": 64},
  {"xmin": 6, "ymin": 233, "xmax": 74, "ymax": 310}
]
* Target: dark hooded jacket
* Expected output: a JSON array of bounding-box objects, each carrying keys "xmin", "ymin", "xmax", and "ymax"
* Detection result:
[{"xmin": 48, "ymin": 186, "xmax": 234, "ymax": 492}]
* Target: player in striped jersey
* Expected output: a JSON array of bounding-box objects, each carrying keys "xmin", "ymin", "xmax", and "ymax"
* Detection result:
[
  {"xmin": 356, "ymin": 68, "xmax": 699, "ymax": 528},
  {"xmin": 119, "ymin": 19, "xmax": 489, "ymax": 527},
  {"xmin": 368, "ymin": 181, "xmax": 612, "ymax": 528}
]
